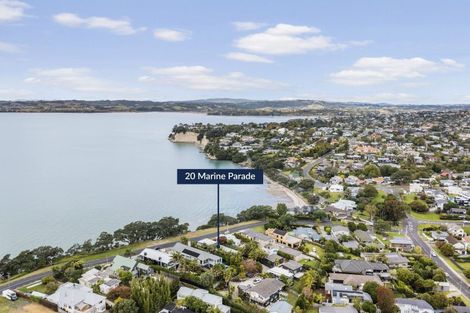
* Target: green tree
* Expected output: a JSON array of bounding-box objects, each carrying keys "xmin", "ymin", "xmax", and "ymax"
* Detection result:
[
  {"xmin": 131, "ymin": 276, "xmax": 171, "ymax": 313},
  {"xmin": 363, "ymin": 281, "xmax": 379, "ymax": 303},
  {"xmin": 410, "ymin": 200, "xmax": 429, "ymax": 213},
  {"xmin": 362, "ymin": 301, "xmax": 377, "ymax": 313},
  {"xmin": 364, "ymin": 164, "xmax": 381, "ymax": 178},
  {"xmin": 111, "ymin": 299, "xmax": 139, "ymax": 313},
  {"xmin": 118, "ymin": 270, "xmax": 133, "ymax": 286}
]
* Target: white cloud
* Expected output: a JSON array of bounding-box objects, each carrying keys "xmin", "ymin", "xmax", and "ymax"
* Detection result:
[
  {"xmin": 153, "ymin": 28, "xmax": 190, "ymax": 42},
  {"xmin": 53, "ymin": 13, "xmax": 145, "ymax": 35},
  {"xmin": 0, "ymin": 0, "xmax": 29, "ymax": 23},
  {"xmin": 0, "ymin": 40, "xmax": 21, "ymax": 53},
  {"xmin": 234, "ymin": 23, "xmax": 345, "ymax": 55},
  {"xmin": 232, "ymin": 21, "xmax": 266, "ymax": 31},
  {"xmin": 225, "ymin": 52, "xmax": 273, "ymax": 63},
  {"xmin": 0, "ymin": 88, "xmax": 31, "ymax": 98},
  {"xmin": 141, "ymin": 65, "xmax": 284, "ymax": 91},
  {"xmin": 25, "ymin": 67, "xmax": 140, "ymax": 94},
  {"xmin": 330, "ymin": 57, "xmax": 464, "ymax": 86}
]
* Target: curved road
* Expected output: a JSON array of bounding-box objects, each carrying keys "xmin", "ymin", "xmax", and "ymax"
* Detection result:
[
  {"xmin": 0, "ymin": 221, "xmax": 265, "ymax": 293},
  {"xmin": 406, "ymin": 216, "xmax": 470, "ymax": 298}
]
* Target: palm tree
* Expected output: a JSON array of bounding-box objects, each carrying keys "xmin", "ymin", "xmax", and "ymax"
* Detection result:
[{"xmin": 171, "ymin": 252, "xmax": 185, "ymax": 271}]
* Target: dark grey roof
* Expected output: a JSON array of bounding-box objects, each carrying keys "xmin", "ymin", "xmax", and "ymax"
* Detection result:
[
  {"xmin": 396, "ymin": 298, "xmax": 433, "ymax": 310},
  {"xmin": 353, "ymin": 230, "xmax": 373, "ymax": 242},
  {"xmin": 385, "ymin": 253, "xmax": 409, "ymax": 265},
  {"xmin": 334, "ymin": 259, "xmax": 388, "ymax": 274},
  {"xmin": 247, "ymin": 279, "xmax": 285, "ymax": 299},
  {"xmin": 281, "ymin": 260, "xmax": 302, "ymax": 271},
  {"xmin": 319, "ymin": 306, "xmax": 358, "ymax": 313},
  {"xmin": 273, "ymin": 229, "xmax": 287, "ymax": 236}
]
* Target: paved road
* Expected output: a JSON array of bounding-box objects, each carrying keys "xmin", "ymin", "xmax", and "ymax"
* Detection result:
[
  {"xmin": 302, "ymin": 152, "xmax": 334, "ymax": 206},
  {"xmin": 405, "ymin": 216, "xmax": 470, "ymax": 298},
  {"xmin": 0, "ymin": 221, "xmax": 265, "ymax": 293}
]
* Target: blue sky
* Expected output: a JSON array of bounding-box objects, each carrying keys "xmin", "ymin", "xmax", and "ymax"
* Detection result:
[{"xmin": 1, "ymin": 0, "xmax": 469, "ymax": 104}]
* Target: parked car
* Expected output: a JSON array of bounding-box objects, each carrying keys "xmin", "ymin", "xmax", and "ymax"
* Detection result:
[{"xmin": 2, "ymin": 289, "xmax": 17, "ymax": 301}]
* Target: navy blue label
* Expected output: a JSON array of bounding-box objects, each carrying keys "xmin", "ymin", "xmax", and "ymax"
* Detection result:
[{"xmin": 177, "ymin": 169, "xmax": 263, "ymax": 185}]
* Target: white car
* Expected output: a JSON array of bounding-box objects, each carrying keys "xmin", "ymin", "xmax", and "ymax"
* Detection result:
[
  {"xmin": 2, "ymin": 289, "xmax": 17, "ymax": 301},
  {"xmin": 431, "ymin": 251, "xmax": 437, "ymax": 257}
]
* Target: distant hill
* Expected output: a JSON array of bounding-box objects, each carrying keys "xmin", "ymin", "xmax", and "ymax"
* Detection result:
[{"xmin": 0, "ymin": 99, "xmax": 469, "ymax": 114}]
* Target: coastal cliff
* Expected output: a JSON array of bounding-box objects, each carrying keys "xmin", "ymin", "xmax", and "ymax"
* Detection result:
[{"xmin": 170, "ymin": 131, "xmax": 209, "ymax": 149}]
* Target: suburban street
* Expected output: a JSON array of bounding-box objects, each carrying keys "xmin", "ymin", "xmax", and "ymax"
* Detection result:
[
  {"xmin": 0, "ymin": 221, "xmax": 265, "ymax": 293},
  {"xmin": 405, "ymin": 216, "xmax": 470, "ymax": 299}
]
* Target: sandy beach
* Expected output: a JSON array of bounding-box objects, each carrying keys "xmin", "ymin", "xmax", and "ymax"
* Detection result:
[{"xmin": 265, "ymin": 176, "xmax": 308, "ymax": 208}]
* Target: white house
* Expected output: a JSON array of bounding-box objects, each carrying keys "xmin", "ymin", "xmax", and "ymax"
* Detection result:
[
  {"xmin": 177, "ymin": 287, "xmax": 230, "ymax": 313},
  {"xmin": 329, "ymin": 184, "xmax": 344, "ymax": 193},
  {"xmin": 331, "ymin": 199, "xmax": 357, "ymax": 211},
  {"xmin": 395, "ymin": 298, "xmax": 434, "ymax": 313},
  {"xmin": 47, "ymin": 283, "xmax": 106, "ymax": 313},
  {"xmin": 138, "ymin": 248, "xmax": 176, "ymax": 268},
  {"xmin": 409, "ymin": 183, "xmax": 423, "ymax": 194},
  {"xmin": 170, "ymin": 242, "xmax": 222, "ymax": 267},
  {"xmin": 448, "ymin": 224, "xmax": 466, "ymax": 239},
  {"xmin": 78, "ymin": 269, "xmax": 120, "ymax": 295}
]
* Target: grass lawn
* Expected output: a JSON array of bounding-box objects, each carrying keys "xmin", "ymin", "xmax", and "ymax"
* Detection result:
[
  {"xmin": 410, "ymin": 211, "xmax": 443, "ymax": 221},
  {"xmin": 250, "ymin": 225, "xmax": 265, "ymax": 233},
  {"xmin": 327, "ymin": 192, "xmax": 342, "ymax": 203},
  {"xmin": 371, "ymin": 190, "xmax": 386, "ymax": 205},
  {"xmin": 0, "ymin": 297, "xmax": 38, "ymax": 313},
  {"xmin": 302, "ymin": 242, "xmax": 324, "ymax": 258},
  {"xmin": 19, "ymin": 283, "xmax": 49, "ymax": 294},
  {"xmin": 404, "ymin": 193, "xmax": 417, "ymax": 204},
  {"xmin": 464, "ymin": 226, "xmax": 470, "ymax": 234}
]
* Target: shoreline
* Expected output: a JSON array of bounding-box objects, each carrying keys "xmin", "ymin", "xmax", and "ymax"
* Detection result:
[
  {"xmin": 265, "ymin": 176, "xmax": 308, "ymax": 208},
  {"xmin": 171, "ymin": 131, "xmax": 309, "ymax": 208}
]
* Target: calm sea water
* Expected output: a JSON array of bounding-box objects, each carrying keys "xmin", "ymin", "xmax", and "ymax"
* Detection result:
[{"xmin": 0, "ymin": 112, "xmax": 296, "ymax": 257}]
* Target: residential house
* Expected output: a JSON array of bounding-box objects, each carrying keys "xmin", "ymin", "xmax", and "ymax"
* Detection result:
[
  {"xmin": 241, "ymin": 230, "xmax": 276, "ymax": 248},
  {"xmin": 333, "ymin": 260, "xmax": 389, "ymax": 275},
  {"xmin": 280, "ymin": 260, "xmax": 303, "ymax": 275},
  {"xmin": 78, "ymin": 269, "xmax": 120, "ymax": 295},
  {"xmin": 265, "ymin": 229, "xmax": 302, "ymax": 248},
  {"xmin": 292, "ymin": 227, "xmax": 321, "ymax": 242},
  {"xmin": 331, "ymin": 226, "xmax": 350, "ymax": 241},
  {"xmin": 448, "ymin": 224, "xmax": 466, "ymax": 239},
  {"xmin": 177, "ymin": 287, "xmax": 230, "ymax": 313},
  {"xmin": 329, "ymin": 184, "xmax": 344, "ymax": 193},
  {"xmin": 324, "ymin": 283, "xmax": 372, "ymax": 305},
  {"xmin": 330, "ymin": 199, "xmax": 357, "ymax": 211},
  {"xmin": 390, "ymin": 237, "xmax": 415, "ymax": 252},
  {"xmin": 277, "ymin": 246, "xmax": 305, "ymax": 262},
  {"xmin": 342, "ymin": 240, "xmax": 360, "ymax": 250},
  {"xmin": 159, "ymin": 303, "xmax": 195, "ymax": 313},
  {"xmin": 138, "ymin": 248, "xmax": 176, "ymax": 268},
  {"xmin": 238, "ymin": 278, "xmax": 285, "ymax": 306},
  {"xmin": 395, "ymin": 298, "xmax": 434, "ymax": 313},
  {"xmin": 263, "ymin": 254, "xmax": 284, "ymax": 268},
  {"xmin": 170, "ymin": 243, "xmax": 222, "ymax": 267},
  {"xmin": 430, "ymin": 231, "xmax": 449, "ymax": 242},
  {"xmin": 330, "ymin": 176, "xmax": 343, "ymax": 185},
  {"xmin": 318, "ymin": 306, "xmax": 358, "ymax": 313},
  {"xmin": 328, "ymin": 273, "xmax": 383, "ymax": 289},
  {"xmin": 269, "ymin": 301, "xmax": 292, "ymax": 313},
  {"xmin": 267, "ymin": 267, "xmax": 294, "ymax": 279},
  {"xmin": 345, "ymin": 175, "xmax": 360, "ymax": 186},
  {"xmin": 385, "ymin": 253, "xmax": 409, "ymax": 268},
  {"xmin": 446, "ymin": 235, "xmax": 467, "ymax": 255},
  {"xmin": 110, "ymin": 255, "xmax": 153, "ymax": 276},
  {"xmin": 47, "ymin": 283, "xmax": 106, "ymax": 313},
  {"xmin": 353, "ymin": 230, "xmax": 373, "ymax": 244}
]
